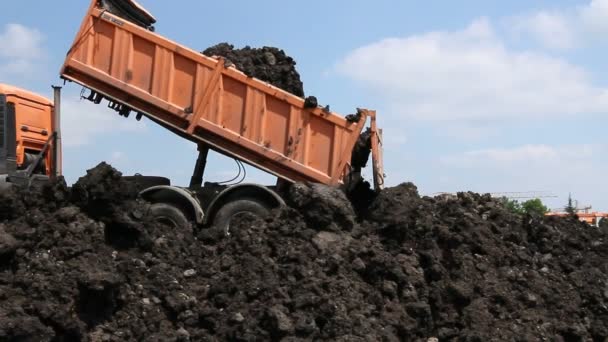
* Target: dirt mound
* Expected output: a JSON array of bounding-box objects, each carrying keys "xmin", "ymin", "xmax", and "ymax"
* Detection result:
[
  {"xmin": 0, "ymin": 163, "xmax": 606, "ymax": 341},
  {"xmin": 202, "ymin": 43, "xmax": 305, "ymax": 97},
  {"xmin": 365, "ymin": 185, "xmax": 608, "ymax": 340}
]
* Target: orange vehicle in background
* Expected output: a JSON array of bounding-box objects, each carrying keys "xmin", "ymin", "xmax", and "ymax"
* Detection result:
[
  {"xmin": 0, "ymin": 84, "xmax": 61, "ymax": 188},
  {"xmin": 546, "ymin": 211, "xmax": 608, "ymax": 227},
  {"xmin": 59, "ymin": 0, "xmax": 384, "ymax": 233}
]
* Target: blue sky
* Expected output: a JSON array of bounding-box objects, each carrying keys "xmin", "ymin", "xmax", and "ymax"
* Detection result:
[{"xmin": 1, "ymin": 0, "xmax": 607, "ymax": 211}]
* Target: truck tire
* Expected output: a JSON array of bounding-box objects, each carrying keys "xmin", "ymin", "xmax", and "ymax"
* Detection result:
[
  {"xmin": 213, "ymin": 198, "xmax": 270, "ymax": 236},
  {"xmin": 148, "ymin": 203, "xmax": 191, "ymax": 231}
]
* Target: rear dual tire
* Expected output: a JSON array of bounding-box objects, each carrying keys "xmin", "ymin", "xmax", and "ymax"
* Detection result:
[
  {"xmin": 213, "ymin": 199, "xmax": 270, "ymax": 236},
  {"xmin": 147, "ymin": 199, "xmax": 271, "ymax": 235},
  {"xmin": 148, "ymin": 203, "xmax": 191, "ymax": 231}
]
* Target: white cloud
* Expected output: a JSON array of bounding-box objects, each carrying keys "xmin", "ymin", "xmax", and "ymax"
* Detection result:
[
  {"xmin": 0, "ymin": 24, "xmax": 43, "ymax": 59},
  {"xmin": 440, "ymin": 144, "xmax": 595, "ymax": 166},
  {"xmin": 435, "ymin": 123, "xmax": 500, "ymax": 142},
  {"xmin": 336, "ymin": 18, "xmax": 608, "ymax": 124},
  {"xmin": 0, "ymin": 60, "xmax": 36, "ymax": 75},
  {"xmin": 452, "ymin": 145, "xmax": 557, "ymax": 165},
  {"xmin": 512, "ymin": 0, "xmax": 608, "ymax": 49},
  {"xmin": 579, "ymin": 0, "xmax": 608, "ymax": 33},
  {"xmin": 435, "ymin": 144, "xmax": 608, "ymax": 211},
  {"xmin": 62, "ymin": 98, "xmax": 146, "ymax": 147},
  {"xmin": 0, "ymin": 24, "xmax": 45, "ymax": 77},
  {"xmin": 511, "ymin": 11, "xmax": 576, "ymax": 49}
]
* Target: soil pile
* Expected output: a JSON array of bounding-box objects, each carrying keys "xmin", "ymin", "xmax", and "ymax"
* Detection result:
[
  {"xmin": 0, "ymin": 163, "xmax": 606, "ymax": 341},
  {"xmin": 202, "ymin": 43, "xmax": 305, "ymax": 97}
]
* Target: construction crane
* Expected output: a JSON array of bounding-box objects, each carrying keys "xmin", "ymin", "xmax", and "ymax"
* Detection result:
[{"xmin": 488, "ymin": 191, "xmax": 557, "ymax": 200}]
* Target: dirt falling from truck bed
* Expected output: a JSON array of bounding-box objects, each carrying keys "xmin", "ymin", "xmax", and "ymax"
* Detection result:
[
  {"xmin": 202, "ymin": 43, "xmax": 305, "ymax": 97},
  {"xmin": 0, "ymin": 163, "xmax": 606, "ymax": 341}
]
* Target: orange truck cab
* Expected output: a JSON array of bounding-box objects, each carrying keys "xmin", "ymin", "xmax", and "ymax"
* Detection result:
[{"xmin": 0, "ymin": 84, "xmax": 61, "ymax": 188}]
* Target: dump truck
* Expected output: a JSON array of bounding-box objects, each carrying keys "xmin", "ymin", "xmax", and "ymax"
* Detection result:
[
  {"xmin": 60, "ymin": 0, "xmax": 384, "ymax": 233},
  {"xmin": 0, "ymin": 83, "xmax": 62, "ymax": 189}
]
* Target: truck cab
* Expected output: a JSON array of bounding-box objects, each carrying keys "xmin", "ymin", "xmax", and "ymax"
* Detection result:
[{"xmin": 0, "ymin": 84, "xmax": 60, "ymax": 187}]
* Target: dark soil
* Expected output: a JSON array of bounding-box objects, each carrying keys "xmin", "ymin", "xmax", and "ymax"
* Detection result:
[
  {"xmin": 202, "ymin": 43, "xmax": 305, "ymax": 97},
  {"xmin": 0, "ymin": 163, "xmax": 606, "ymax": 341}
]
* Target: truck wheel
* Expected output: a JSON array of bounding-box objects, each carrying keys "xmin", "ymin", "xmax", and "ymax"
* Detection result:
[
  {"xmin": 148, "ymin": 203, "xmax": 191, "ymax": 231},
  {"xmin": 214, "ymin": 199, "xmax": 270, "ymax": 236}
]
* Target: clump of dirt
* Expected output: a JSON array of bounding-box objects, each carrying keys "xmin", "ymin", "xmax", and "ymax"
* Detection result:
[
  {"xmin": 599, "ymin": 217, "xmax": 608, "ymax": 230},
  {"xmin": 202, "ymin": 43, "xmax": 305, "ymax": 97},
  {"xmin": 286, "ymin": 182, "xmax": 356, "ymax": 231},
  {"xmin": 0, "ymin": 162, "xmax": 606, "ymax": 341}
]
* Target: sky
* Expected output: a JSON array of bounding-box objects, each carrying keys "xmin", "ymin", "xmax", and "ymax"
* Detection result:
[{"xmin": 1, "ymin": 0, "xmax": 607, "ymax": 211}]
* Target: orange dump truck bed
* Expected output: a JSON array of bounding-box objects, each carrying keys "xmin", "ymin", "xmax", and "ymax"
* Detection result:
[{"xmin": 61, "ymin": 0, "xmax": 383, "ymax": 188}]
